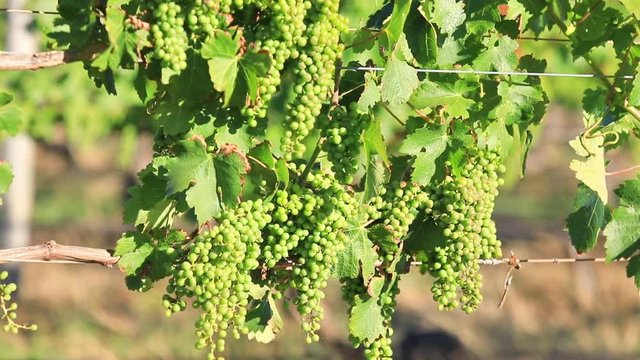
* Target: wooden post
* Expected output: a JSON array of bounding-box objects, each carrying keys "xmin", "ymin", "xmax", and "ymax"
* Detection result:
[{"xmin": 0, "ymin": 0, "xmax": 37, "ymax": 288}]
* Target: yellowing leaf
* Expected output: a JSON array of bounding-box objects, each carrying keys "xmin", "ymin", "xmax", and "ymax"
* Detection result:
[{"xmin": 569, "ymin": 136, "xmax": 607, "ymax": 203}]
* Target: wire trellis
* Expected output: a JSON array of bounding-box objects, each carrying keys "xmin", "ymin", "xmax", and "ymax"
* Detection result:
[
  {"xmin": 339, "ymin": 65, "xmax": 636, "ymax": 80},
  {"xmin": 0, "ymin": 8, "xmax": 58, "ymax": 15}
]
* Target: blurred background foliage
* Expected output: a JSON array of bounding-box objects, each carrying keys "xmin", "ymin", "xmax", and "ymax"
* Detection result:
[{"xmin": 0, "ymin": 1, "xmax": 638, "ymax": 359}]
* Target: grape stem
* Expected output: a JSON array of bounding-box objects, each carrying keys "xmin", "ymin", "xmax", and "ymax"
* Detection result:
[
  {"xmin": 298, "ymin": 137, "xmax": 324, "ymax": 185},
  {"xmin": 380, "ymin": 103, "xmax": 405, "ymax": 126}
]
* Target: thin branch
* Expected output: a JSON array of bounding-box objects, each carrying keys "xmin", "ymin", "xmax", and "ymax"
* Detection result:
[
  {"xmin": 0, "ymin": 241, "xmax": 118, "ymax": 267},
  {"xmin": 606, "ymin": 163, "xmax": 640, "ymax": 176},
  {"xmin": 0, "ymin": 44, "xmax": 106, "ymax": 71}
]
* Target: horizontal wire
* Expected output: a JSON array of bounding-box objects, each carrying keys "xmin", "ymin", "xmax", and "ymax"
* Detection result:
[
  {"xmin": 339, "ymin": 65, "xmax": 635, "ymax": 80},
  {"xmin": 0, "ymin": 8, "xmax": 59, "ymax": 15},
  {"xmin": 409, "ymin": 256, "xmax": 627, "ymax": 267}
]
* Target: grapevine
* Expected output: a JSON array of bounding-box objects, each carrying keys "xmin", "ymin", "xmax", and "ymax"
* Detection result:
[{"xmin": 1, "ymin": 0, "xmax": 640, "ymax": 359}]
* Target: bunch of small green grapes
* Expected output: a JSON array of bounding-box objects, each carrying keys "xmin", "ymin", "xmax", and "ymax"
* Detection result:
[
  {"xmin": 280, "ymin": 0, "xmax": 348, "ymax": 159},
  {"xmin": 163, "ymin": 199, "xmax": 273, "ymax": 359},
  {"xmin": 146, "ymin": 0, "xmax": 189, "ymax": 72},
  {"xmin": 184, "ymin": 0, "xmax": 224, "ymax": 38},
  {"xmin": 0, "ymin": 271, "xmax": 37, "ymax": 334},
  {"xmin": 247, "ymin": 0, "xmax": 308, "ymax": 127},
  {"xmin": 425, "ymin": 149, "xmax": 504, "ymax": 313},
  {"xmin": 321, "ymin": 104, "xmax": 370, "ymax": 184},
  {"xmin": 264, "ymin": 168, "xmax": 357, "ymax": 342},
  {"xmin": 379, "ymin": 183, "xmax": 433, "ymax": 242}
]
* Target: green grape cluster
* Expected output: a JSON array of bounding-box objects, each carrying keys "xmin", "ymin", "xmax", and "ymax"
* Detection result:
[
  {"xmin": 425, "ymin": 149, "xmax": 504, "ymax": 313},
  {"xmin": 263, "ymin": 168, "xmax": 357, "ymax": 342},
  {"xmin": 147, "ymin": 0, "xmax": 189, "ymax": 72},
  {"xmin": 0, "ymin": 271, "xmax": 37, "ymax": 334},
  {"xmin": 163, "ymin": 200, "xmax": 273, "ymax": 359},
  {"xmin": 321, "ymin": 104, "xmax": 370, "ymax": 184},
  {"xmin": 280, "ymin": 0, "xmax": 348, "ymax": 159},
  {"xmin": 379, "ymin": 183, "xmax": 432, "ymax": 241}
]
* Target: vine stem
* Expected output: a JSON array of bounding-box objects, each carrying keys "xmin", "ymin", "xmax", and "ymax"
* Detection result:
[
  {"xmin": 606, "ymin": 163, "xmax": 640, "ymax": 176},
  {"xmin": 298, "ymin": 137, "xmax": 324, "ymax": 185},
  {"xmin": 380, "ymin": 102, "xmax": 406, "ymax": 126}
]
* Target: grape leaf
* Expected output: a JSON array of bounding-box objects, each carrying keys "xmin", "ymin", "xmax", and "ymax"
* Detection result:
[
  {"xmin": 627, "ymin": 256, "xmax": 640, "ymax": 288},
  {"xmin": 358, "ymin": 73, "xmax": 381, "ymax": 112},
  {"xmin": 367, "ymin": 277, "xmax": 386, "ymax": 298},
  {"xmin": 603, "ymin": 177, "xmax": 640, "ymax": 260},
  {"xmin": 114, "ymin": 232, "xmax": 154, "ymax": 276},
  {"xmin": 569, "ymin": 135, "xmax": 607, "ymax": 203},
  {"xmin": 363, "ymin": 117, "xmax": 389, "ymax": 202},
  {"xmin": 566, "ymin": 182, "xmax": 607, "ymax": 254},
  {"xmin": 335, "ymin": 218, "xmax": 379, "ymax": 283},
  {"xmin": 380, "ymin": 0, "xmax": 411, "ymax": 49},
  {"xmin": 381, "ymin": 55, "xmax": 418, "ymax": 106},
  {"xmin": 245, "ymin": 292, "xmax": 283, "ymax": 344},
  {"xmin": 349, "ymin": 296, "xmax": 385, "ymax": 342},
  {"xmin": 0, "ymin": 99, "xmax": 22, "ymax": 137},
  {"xmin": 0, "ymin": 162, "xmax": 13, "ymax": 205},
  {"xmin": 410, "ymin": 79, "xmax": 474, "ymax": 119},
  {"xmin": 164, "ymin": 140, "xmax": 220, "ymax": 223},
  {"xmin": 495, "ymin": 82, "xmax": 544, "ymax": 125},
  {"xmin": 620, "ymin": 0, "xmax": 640, "ymax": 19},
  {"xmin": 214, "ymin": 152, "xmax": 246, "ymax": 208},
  {"xmin": 399, "ymin": 126, "xmax": 448, "ymax": 186},
  {"xmin": 473, "ymin": 36, "xmax": 518, "ymax": 72},
  {"xmin": 630, "ymin": 64, "xmax": 640, "ymax": 107},
  {"xmin": 478, "ymin": 118, "xmax": 512, "ymax": 158},
  {"xmin": 432, "ymin": 0, "xmax": 466, "ymax": 35},
  {"xmin": 0, "ymin": 92, "xmax": 12, "ymax": 106},
  {"xmin": 202, "ymin": 31, "xmax": 240, "ymax": 104}
]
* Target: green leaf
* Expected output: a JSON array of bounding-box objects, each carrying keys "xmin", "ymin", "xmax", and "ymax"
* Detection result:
[
  {"xmin": 245, "ymin": 292, "xmax": 283, "ymax": 344},
  {"xmin": 620, "ymin": 0, "xmax": 640, "ymax": 19},
  {"xmin": 495, "ymin": 82, "xmax": 544, "ymax": 125},
  {"xmin": 0, "ymin": 92, "xmax": 13, "ymax": 106},
  {"xmin": 432, "ymin": 0, "xmax": 466, "ymax": 35},
  {"xmin": 410, "ymin": 80, "xmax": 474, "ymax": 119},
  {"xmin": 566, "ymin": 183, "xmax": 607, "ymax": 254},
  {"xmin": 478, "ymin": 119, "xmax": 513, "ymax": 157},
  {"xmin": 335, "ymin": 216, "xmax": 379, "ymax": 283},
  {"xmin": 114, "ymin": 232, "xmax": 154, "ymax": 276},
  {"xmin": 400, "ymin": 126, "xmax": 448, "ymax": 186},
  {"xmin": 0, "ymin": 162, "xmax": 13, "ymax": 205},
  {"xmin": 381, "ymin": 55, "xmax": 419, "ymax": 106},
  {"xmin": 604, "ymin": 177, "xmax": 640, "ymax": 260},
  {"xmin": 358, "ymin": 73, "xmax": 381, "ymax": 112},
  {"xmin": 238, "ymin": 51, "xmax": 271, "ymax": 102},
  {"xmin": 165, "ymin": 140, "xmax": 212, "ymax": 194},
  {"xmin": 349, "ymin": 297, "xmax": 385, "ymax": 342},
  {"xmin": 164, "ymin": 140, "xmax": 220, "ymax": 223},
  {"xmin": 603, "ymin": 205, "xmax": 640, "ymax": 261},
  {"xmin": 473, "ymin": 36, "xmax": 519, "ymax": 72},
  {"xmin": 569, "ymin": 136, "xmax": 607, "ymax": 203},
  {"xmin": 0, "ymin": 103, "xmax": 22, "ymax": 136},
  {"xmin": 203, "ymin": 31, "xmax": 240, "ymax": 104},
  {"xmin": 214, "ymin": 152, "xmax": 247, "ymax": 207},
  {"xmin": 363, "ymin": 116, "xmax": 389, "ymax": 165},
  {"xmin": 630, "ymin": 64, "xmax": 640, "ymax": 107},
  {"xmin": 626, "ymin": 256, "xmax": 640, "ymax": 288},
  {"xmin": 367, "ymin": 277, "xmax": 386, "ymax": 298},
  {"xmin": 381, "ymin": 0, "xmax": 411, "ymax": 48}
]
